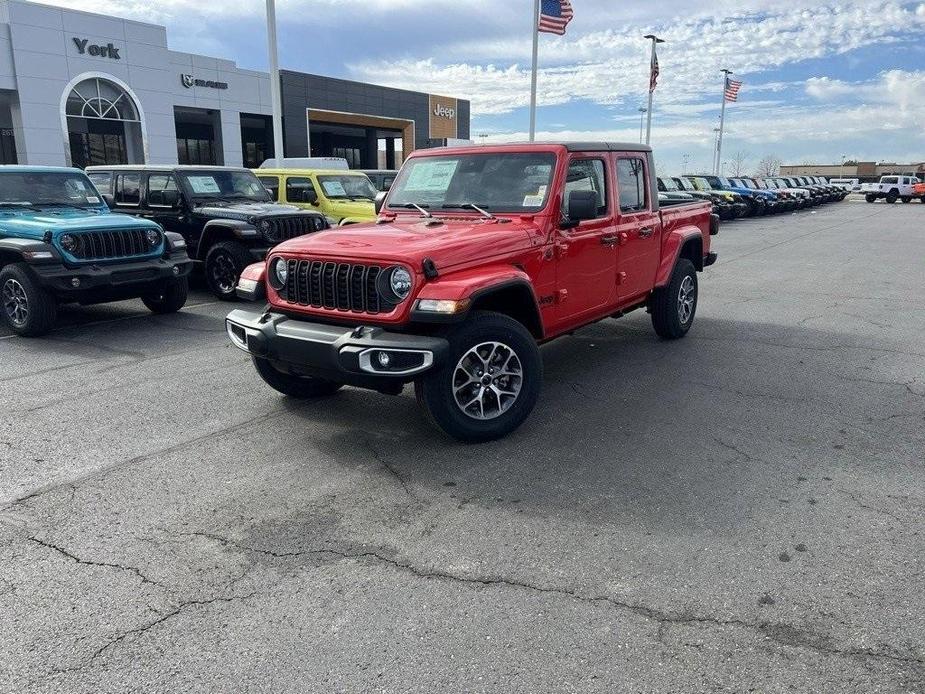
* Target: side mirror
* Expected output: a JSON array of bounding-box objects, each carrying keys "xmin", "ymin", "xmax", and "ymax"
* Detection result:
[
  {"xmin": 162, "ymin": 190, "xmax": 180, "ymax": 208},
  {"xmin": 566, "ymin": 190, "xmax": 598, "ymax": 222},
  {"xmin": 302, "ymin": 189, "xmax": 318, "ymax": 205},
  {"xmin": 375, "ymin": 191, "xmax": 387, "ymax": 214},
  {"xmin": 101, "ymin": 193, "xmax": 115, "ymax": 209}
]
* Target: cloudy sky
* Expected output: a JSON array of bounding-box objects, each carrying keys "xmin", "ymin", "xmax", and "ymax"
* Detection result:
[{"xmin": 43, "ymin": 0, "xmax": 925, "ymax": 174}]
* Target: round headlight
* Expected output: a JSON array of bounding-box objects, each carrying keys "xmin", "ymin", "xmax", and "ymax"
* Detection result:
[
  {"xmin": 259, "ymin": 220, "xmax": 272, "ymax": 232},
  {"xmin": 145, "ymin": 229, "xmax": 160, "ymax": 246},
  {"xmin": 389, "ymin": 267, "xmax": 412, "ymax": 301},
  {"xmin": 60, "ymin": 234, "xmax": 77, "ymax": 252},
  {"xmin": 271, "ymin": 257, "xmax": 288, "ymax": 289}
]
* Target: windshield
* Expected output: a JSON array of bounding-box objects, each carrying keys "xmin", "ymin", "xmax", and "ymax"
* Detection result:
[
  {"xmin": 0, "ymin": 171, "xmax": 103, "ymax": 209},
  {"xmin": 178, "ymin": 170, "xmax": 269, "ymax": 202},
  {"xmin": 317, "ymin": 174, "xmax": 377, "ymax": 201},
  {"xmin": 881, "ymin": 177, "xmax": 898, "ymax": 184},
  {"xmin": 676, "ymin": 177, "xmax": 695, "ymax": 191},
  {"xmin": 754, "ymin": 179, "xmax": 767, "ymax": 189},
  {"xmin": 387, "ymin": 152, "xmax": 557, "ymax": 213},
  {"xmin": 740, "ymin": 179, "xmax": 756, "ymax": 189},
  {"xmin": 659, "ymin": 177, "xmax": 679, "ymax": 192},
  {"xmin": 692, "ymin": 177, "xmax": 711, "ymax": 191}
]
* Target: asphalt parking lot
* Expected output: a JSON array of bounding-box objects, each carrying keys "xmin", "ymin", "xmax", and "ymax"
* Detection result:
[{"xmin": 1, "ymin": 199, "xmax": 923, "ymax": 693}]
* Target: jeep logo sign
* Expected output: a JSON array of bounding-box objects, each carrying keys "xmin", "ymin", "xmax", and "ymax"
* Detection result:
[
  {"xmin": 428, "ymin": 94, "xmax": 458, "ymax": 139},
  {"xmin": 72, "ymin": 37, "xmax": 120, "ymax": 60}
]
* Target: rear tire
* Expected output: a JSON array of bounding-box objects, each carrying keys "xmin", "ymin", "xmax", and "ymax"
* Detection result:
[
  {"xmin": 885, "ymin": 190, "xmax": 899, "ymax": 204},
  {"xmin": 205, "ymin": 241, "xmax": 253, "ymax": 301},
  {"xmin": 0, "ymin": 263, "xmax": 57, "ymax": 337},
  {"xmin": 416, "ymin": 311, "xmax": 542, "ymax": 443},
  {"xmin": 650, "ymin": 259, "xmax": 698, "ymax": 340},
  {"xmin": 142, "ymin": 277, "xmax": 188, "ymax": 314},
  {"xmin": 901, "ymin": 196, "xmax": 911, "ymax": 204},
  {"xmin": 252, "ymin": 356, "xmax": 343, "ymax": 398},
  {"xmin": 865, "ymin": 194, "xmax": 876, "ymax": 203}
]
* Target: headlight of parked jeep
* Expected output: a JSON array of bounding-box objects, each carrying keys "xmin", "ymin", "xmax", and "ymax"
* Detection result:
[
  {"xmin": 269, "ymin": 257, "xmax": 288, "ymax": 291},
  {"xmin": 60, "ymin": 234, "xmax": 77, "ymax": 253},
  {"xmin": 378, "ymin": 266, "xmax": 413, "ymax": 304},
  {"xmin": 145, "ymin": 229, "xmax": 160, "ymax": 246}
]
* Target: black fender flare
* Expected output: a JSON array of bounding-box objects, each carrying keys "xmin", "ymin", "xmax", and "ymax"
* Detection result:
[
  {"xmin": 198, "ymin": 219, "xmax": 260, "ymax": 259},
  {"xmin": 0, "ymin": 238, "xmax": 63, "ymax": 267}
]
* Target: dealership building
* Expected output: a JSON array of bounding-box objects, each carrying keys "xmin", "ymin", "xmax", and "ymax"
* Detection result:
[{"xmin": 0, "ymin": 0, "xmax": 470, "ymax": 169}]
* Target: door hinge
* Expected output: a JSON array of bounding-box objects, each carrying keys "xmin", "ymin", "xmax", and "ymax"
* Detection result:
[
  {"xmin": 557, "ymin": 288, "xmax": 568, "ymax": 303},
  {"xmin": 617, "ymin": 272, "xmax": 627, "ymax": 285}
]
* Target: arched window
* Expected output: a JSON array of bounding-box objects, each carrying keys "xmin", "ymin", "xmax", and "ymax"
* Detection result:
[{"xmin": 65, "ymin": 77, "xmax": 144, "ymax": 168}]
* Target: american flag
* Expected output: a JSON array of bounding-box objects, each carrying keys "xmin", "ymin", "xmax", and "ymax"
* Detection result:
[
  {"xmin": 724, "ymin": 77, "xmax": 743, "ymax": 102},
  {"xmin": 538, "ymin": 0, "xmax": 574, "ymax": 35},
  {"xmin": 649, "ymin": 47, "xmax": 659, "ymax": 92}
]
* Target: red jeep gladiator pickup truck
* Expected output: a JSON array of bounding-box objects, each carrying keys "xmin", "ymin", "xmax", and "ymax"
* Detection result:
[{"xmin": 226, "ymin": 143, "xmax": 718, "ymax": 441}]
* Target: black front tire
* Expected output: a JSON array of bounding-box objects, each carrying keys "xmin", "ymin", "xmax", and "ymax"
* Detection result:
[
  {"xmin": 901, "ymin": 196, "xmax": 911, "ymax": 204},
  {"xmin": 252, "ymin": 356, "xmax": 343, "ymax": 398},
  {"xmin": 885, "ymin": 190, "xmax": 899, "ymax": 204},
  {"xmin": 416, "ymin": 311, "xmax": 542, "ymax": 443},
  {"xmin": 650, "ymin": 258, "xmax": 698, "ymax": 340},
  {"xmin": 205, "ymin": 241, "xmax": 253, "ymax": 301},
  {"xmin": 0, "ymin": 263, "xmax": 57, "ymax": 337},
  {"xmin": 142, "ymin": 278, "xmax": 188, "ymax": 314},
  {"xmin": 865, "ymin": 194, "xmax": 876, "ymax": 203}
]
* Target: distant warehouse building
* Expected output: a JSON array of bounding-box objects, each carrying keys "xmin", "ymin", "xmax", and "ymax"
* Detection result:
[
  {"xmin": 0, "ymin": 0, "xmax": 469, "ymax": 169},
  {"xmin": 781, "ymin": 161, "xmax": 925, "ymax": 182}
]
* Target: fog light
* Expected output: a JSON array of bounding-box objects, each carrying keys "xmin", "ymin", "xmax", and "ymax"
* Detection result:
[
  {"xmin": 71, "ymin": 278, "xmax": 80, "ymax": 287},
  {"xmin": 172, "ymin": 266, "xmax": 180, "ymax": 275},
  {"xmin": 377, "ymin": 351, "xmax": 392, "ymax": 368}
]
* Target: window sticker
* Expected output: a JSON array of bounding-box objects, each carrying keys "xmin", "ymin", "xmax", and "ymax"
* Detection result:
[
  {"xmin": 187, "ymin": 176, "xmax": 221, "ymax": 194},
  {"xmin": 321, "ymin": 180, "xmax": 347, "ymax": 197},
  {"xmin": 405, "ymin": 160, "xmax": 459, "ymax": 192},
  {"xmin": 86, "ymin": 195, "xmax": 100, "ymax": 203},
  {"xmin": 522, "ymin": 185, "xmax": 547, "ymax": 207}
]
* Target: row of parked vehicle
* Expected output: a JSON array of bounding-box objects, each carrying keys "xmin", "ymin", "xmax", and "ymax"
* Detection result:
[{"xmin": 657, "ymin": 174, "xmax": 848, "ymax": 221}]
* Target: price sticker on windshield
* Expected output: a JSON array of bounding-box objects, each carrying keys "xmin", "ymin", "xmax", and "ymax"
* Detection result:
[
  {"xmin": 523, "ymin": 185, "xmax": 547, "ymax": 207},
  {"xmin": 405, "ymin": 160, "xmax": 459, "ymax": 192},
  {"xmin": 187, "ymin": 176, "xmax": 221, "ymax": 194},
  {"xmin": 321, "ymin": 180, "xmax": 347, "ymax": 197}
]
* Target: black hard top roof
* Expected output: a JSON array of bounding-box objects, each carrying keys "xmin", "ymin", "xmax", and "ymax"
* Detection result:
[
  {"xmin": 563, "ymin": 142, "xmax": 653, "ymax": 153},
  {"xmin": 85, "ymin": 165, "xmax": 250, "ymax": 172}
]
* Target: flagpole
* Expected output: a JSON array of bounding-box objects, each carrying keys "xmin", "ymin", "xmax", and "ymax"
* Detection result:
[
  {"xmin": 529, "ymin": 0, "xmax": 540, "ymax": 141},
  {"xmin": 643, "ymin": 34, "xmax": 664, "ymax": 145},
  {"xmin": 266, "ymin": 0, "xmax": 286, "ymax": 161},
  {"xmin": 715, "ymin": 68, "xmax": 732, "ymax": 175}
]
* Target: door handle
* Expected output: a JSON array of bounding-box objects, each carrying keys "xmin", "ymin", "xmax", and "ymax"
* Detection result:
[
  {"xmin": 600, "ymin": 235, "xmax": 618, "ymax": 246},
  {"xmin": 639, "ymin": 227, "xmax": 654, "ymax": 238}
]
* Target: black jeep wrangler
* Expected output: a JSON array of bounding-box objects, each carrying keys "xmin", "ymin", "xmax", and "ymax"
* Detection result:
[{"xmin": 86, "ymin": 166, "xmax": 328, "ymax": 300}]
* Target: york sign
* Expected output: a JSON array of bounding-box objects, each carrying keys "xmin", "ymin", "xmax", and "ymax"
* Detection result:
[{"xmin": 72, "ymin": 37, "xmax": 120, "ymax": 60}]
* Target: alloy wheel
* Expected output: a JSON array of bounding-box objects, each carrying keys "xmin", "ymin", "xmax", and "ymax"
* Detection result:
[
  {"xmin": 2, "ymin": 278, "xmax": 29, "ymax": 327},
  {"xmin": 210, "ymin": 252, "xmax": 238, "ymax": 294},
  {"xmin": 452, "ymin": 341, "xmax": 523, "ymax": 420},
  {"xmin": 678, "ymin": 276, "xmax": 696, "ymax": 325}
]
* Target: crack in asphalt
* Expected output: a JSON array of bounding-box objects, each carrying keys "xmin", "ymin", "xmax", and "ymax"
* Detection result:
[
  {"xmin": 837, "ymin": 489, "xmax": 905, "ymax": 524},
  {"xmin": 28, "ymin": 536, "xmax": 163, "ymax": 587},
  {"xmin": 181, "ymin": 531, "xmax": 925, "ymax": 669},
  {"xmin": 363, "ymin": 438, "xmax": 419, "ymax": 502}
]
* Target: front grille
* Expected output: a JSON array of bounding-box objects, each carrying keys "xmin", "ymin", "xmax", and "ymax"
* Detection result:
[
  {"xmin": 65, "ymin": 229, "xmax": 155, "ymax": 260},
  {"xmin": 285, "ymin": 259, "xmax": 382, "ymax": 313},
  {"xmin": 264, "ymin": 216, "xmax": 325, "ymax": 241}
]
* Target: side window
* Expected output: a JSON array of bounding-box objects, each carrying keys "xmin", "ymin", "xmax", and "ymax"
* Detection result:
[
  {"xmin": 258, "ymin": 176, "xmax": 279, "ymax": 201},
  {"xmin": 87, "ymin": 172, "xmax": 111, "ymax": 195},
  {"xmin": 285, "ymin": 176, "xmax": 316, "ymax": 203},
  {"xmin": 147, "ymin": 174, "xmax": 178, "ymax": 207},
  {"xmin": 617, "ymin": 158, "xmax": 648, "ymax": 212},
  {"xmin": 115, "ymin": 173, "xmax": 141, "ymax": 206},
  {"xmin": 562, "ymin": 159, "xmax": 608, "ymax": 218},
  {"xmin": 382, "ymin": 176, "xmax": 395, "ymax": 190}
]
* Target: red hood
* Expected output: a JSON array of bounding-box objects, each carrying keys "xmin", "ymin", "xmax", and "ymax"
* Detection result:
[{"xmin": 272, "ymin": 215, "xmax": 540, "ymax": 271}]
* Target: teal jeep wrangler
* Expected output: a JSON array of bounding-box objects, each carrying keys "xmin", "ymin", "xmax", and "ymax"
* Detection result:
[{"xmin": 0, "ymin": 166, "xmax": 191, "ymax": 336}]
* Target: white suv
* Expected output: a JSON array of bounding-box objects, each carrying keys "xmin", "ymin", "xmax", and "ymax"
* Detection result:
[{"xmin": 861, "ymin": 175, "xmax": 921, "ymax": 203}]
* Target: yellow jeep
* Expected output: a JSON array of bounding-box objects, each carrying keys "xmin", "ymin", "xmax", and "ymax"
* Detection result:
[{"xmin": 254, "ymin": 169, "xmax": 378, "ymax": 225}]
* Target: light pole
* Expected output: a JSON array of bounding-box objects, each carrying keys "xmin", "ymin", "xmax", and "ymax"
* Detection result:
[
  {"xmin": 715, "ymin": 68, "xmax": 733, "ymax": 175},
  {"xmin": 638, "ymin": 107, "xmax": 647, "ymax": 144},
  {"xmin": 841, "ymin": 154, "xmax": 847, "ymax": 178},
  {"xmin": 682, "ymin": 153, "xmax": 690, "ymax": 174},
  {"xmin": 265, "ymin": 0, "xmax": 286, "ymax": 161},
  {"xmin": 643, "ymin": 34, "xmax": 665, "ymax": 145}
]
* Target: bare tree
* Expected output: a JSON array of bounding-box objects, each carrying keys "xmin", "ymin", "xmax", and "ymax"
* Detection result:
[
  {"xmin": 755, "ymin": 155, "xmax": 782, "ymax": 177},
  {"xmin": 729, "ymin": 150, "xmax": 750, "ymax": 176}
]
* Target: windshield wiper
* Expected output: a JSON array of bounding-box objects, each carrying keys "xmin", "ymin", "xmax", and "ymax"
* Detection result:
[
  {"xmin": 0, "ymin": 201, "xmax": 36, "ymax": 207},
  {"xmin": 32, "ymin": 202, "xmax": 88, "ymax": 209},
  {"xmin": 395, "ymin": 203, "xmax": 432, "ymax": 218},
  {"xmin": 442, "ymin": 203, "xmax": 495, "ymax": 220}
]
